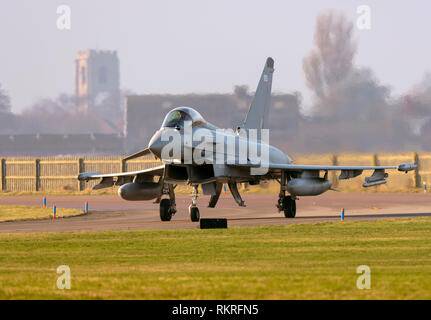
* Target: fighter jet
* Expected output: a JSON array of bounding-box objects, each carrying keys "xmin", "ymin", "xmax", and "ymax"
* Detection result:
[{"xmin": 78, "ymin": 58, "xmax": 417, "ymax": 222}]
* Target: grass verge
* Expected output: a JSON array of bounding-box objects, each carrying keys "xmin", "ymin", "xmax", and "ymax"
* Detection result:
[
  {"xmin": 0, "ymin": 218, "xmax": 430, "ymax": 299},
  {"xmin": 0, "ymin": 205, "xmax": 83, "ymax": 222}
]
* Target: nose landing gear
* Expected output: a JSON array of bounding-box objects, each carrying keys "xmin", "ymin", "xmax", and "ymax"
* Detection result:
[
  {"xmin": 189, "ymin": 185, "xmax": 200, "ymax": 222},
  {"xmin": 189, "ymin": 206, "xmax": 200, "ymax": 222}
]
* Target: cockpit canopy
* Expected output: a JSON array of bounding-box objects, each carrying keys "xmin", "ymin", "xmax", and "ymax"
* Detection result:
[{"xmin": 161, "ymin": 107, "xmax": 205, "ymax": 128}]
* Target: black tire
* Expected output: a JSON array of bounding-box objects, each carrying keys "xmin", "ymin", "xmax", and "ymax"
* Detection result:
[
  {"xmin": 283, "ymin": 197, "xmax": 296, "ymax": 218},
  {"xmin": 160, "ymin": 199, "xmax": 172, "ymax": 221},
  {"xmin": 189, "ymin": 206, "xmax": 200, "ymax": 222}
]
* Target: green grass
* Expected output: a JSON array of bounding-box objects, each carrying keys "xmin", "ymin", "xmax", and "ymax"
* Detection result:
[
  {"xmin": 0, "ymin": 218, "xmax": 430, "ymax": 299},
  {"xmin": 0, "ymin": 206, "xmax": 83, "ymax": 222}
]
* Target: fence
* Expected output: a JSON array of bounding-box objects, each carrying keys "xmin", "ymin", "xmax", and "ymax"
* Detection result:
[
  {"xmin": 0, "ymin": 156, "xmax": 160, "ymax": 192},
  {"xmin": 0, "ymin": 152, "xmax": 428, "ymax": 192}
]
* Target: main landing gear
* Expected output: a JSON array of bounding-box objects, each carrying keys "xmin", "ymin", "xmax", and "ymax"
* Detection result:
[
  {"xmin": 278, "ymin": 196, "xmax": 296, "ymax": 218},
  {"xmin": 159, "ymin": 184, "xmax": 177, "ymax": 221},
  {"xmin": 277, "ymin": 171, "xmax": 296, "ymax": 218}
]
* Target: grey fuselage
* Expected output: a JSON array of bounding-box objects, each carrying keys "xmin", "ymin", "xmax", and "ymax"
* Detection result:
[{"xmin": 146, "ymin": 107, "xmax": 292, "ymax": 186}]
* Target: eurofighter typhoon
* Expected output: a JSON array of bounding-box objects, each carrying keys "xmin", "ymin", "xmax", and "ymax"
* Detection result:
[{"xmin": 78, "ymin": 58, "xmax": 416, "ymax": 222}]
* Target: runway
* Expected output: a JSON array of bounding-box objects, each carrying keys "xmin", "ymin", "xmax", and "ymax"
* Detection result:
[{"xmin": 0, "ymin": 193, "xmax": 430, "ymax": 233}]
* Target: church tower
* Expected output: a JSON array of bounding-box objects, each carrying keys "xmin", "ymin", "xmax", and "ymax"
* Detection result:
[{"xmin": 74, "ymin": 50, "xmax": 120, "ymax": 114}]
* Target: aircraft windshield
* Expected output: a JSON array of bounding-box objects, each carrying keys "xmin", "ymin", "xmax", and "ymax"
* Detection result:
[{"xmin": 161, "ymin": 110, "xmax": 192, "ymax": 128}]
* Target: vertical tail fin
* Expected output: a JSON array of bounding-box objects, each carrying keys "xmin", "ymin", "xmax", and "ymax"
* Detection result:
[{"xmin": 243, "ymin": 57, "xmax": 274, "ymax": 129}]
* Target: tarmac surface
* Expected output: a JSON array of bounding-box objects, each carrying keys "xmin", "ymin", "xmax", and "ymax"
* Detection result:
[{"xmin": 0, "ymin": 192, "xmax": 430, "ymax": 233}]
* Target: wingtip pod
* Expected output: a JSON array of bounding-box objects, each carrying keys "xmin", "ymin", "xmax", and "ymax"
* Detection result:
[
  {"xmin": 266, "ymin": 57, "xmax": 274, "ymax": 69},
  {"xmin": 77, "ymin": 171, "xmax": 101, "ymax": 181},
  {"xmin": 398, "ymin": 163, "xmax": 417, "ymax": 173}
]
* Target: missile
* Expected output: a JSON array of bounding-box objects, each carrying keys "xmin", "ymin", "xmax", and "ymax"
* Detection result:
[{"xmin": 363, "ymin": 179, "xmax": 387, "ymax": 188}]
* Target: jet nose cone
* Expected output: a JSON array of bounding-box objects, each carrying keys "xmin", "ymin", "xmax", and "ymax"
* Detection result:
[{"xmin": 148, "ymin": 130, "xmax": 164, "ymax": 158}]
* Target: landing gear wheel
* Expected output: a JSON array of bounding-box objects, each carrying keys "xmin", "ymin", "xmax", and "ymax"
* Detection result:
[
  {"xmin": 283, "ymin": 197, "xmax": 296, "ymax": 218},
  {"xmin": 189, "ymin": 205, "xmax": 200, "ymax": 222},
  {"xmin": 160, "ymin": 199, "xmax": 172, "ymax": 221}
]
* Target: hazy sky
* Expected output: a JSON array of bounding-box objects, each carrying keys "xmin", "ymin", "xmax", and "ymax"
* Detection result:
[{"xmin": 0, "ymin": 0, "xmax": 430, "ymax": 113}]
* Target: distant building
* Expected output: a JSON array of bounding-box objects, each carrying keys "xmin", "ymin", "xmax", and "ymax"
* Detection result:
[
  {"xmin": 124, "ymin": 91, "xmax": 301, "ymax": 153},
  {"xmin": 0, "ymin": 50, "xmax": 126, "ymax": 156},
  {"xmin": 74, "ymin": 50, "xmax": 120, "ymax": 115},
  {"xmin": 0, "ymin": 133, "xmax": 124, "ymax": 156}
]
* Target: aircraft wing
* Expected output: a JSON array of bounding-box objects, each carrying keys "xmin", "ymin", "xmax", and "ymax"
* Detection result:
[
  {"xmin": 230, "ymin": 162, "xmax": 416, "ymax": 172},
  {"xmin": 229, "ymin": 162, "xmax": 416, "ymax": 187},
  {"xmin": 265, "ymin": 164, "xmax": 398, "ymax": 171},
  {"xmin": 77, "ymin": 165, "xmax": 165, "ymax": 189}
]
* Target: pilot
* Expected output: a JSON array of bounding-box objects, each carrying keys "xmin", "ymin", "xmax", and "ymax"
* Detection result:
[
  {"xmin": 162, "ymin": 110, "xmax": 191, "ymax": 128},
  {"xmin": 161, "ymin": 107, "xmax": 205, "ymax": 129}
]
